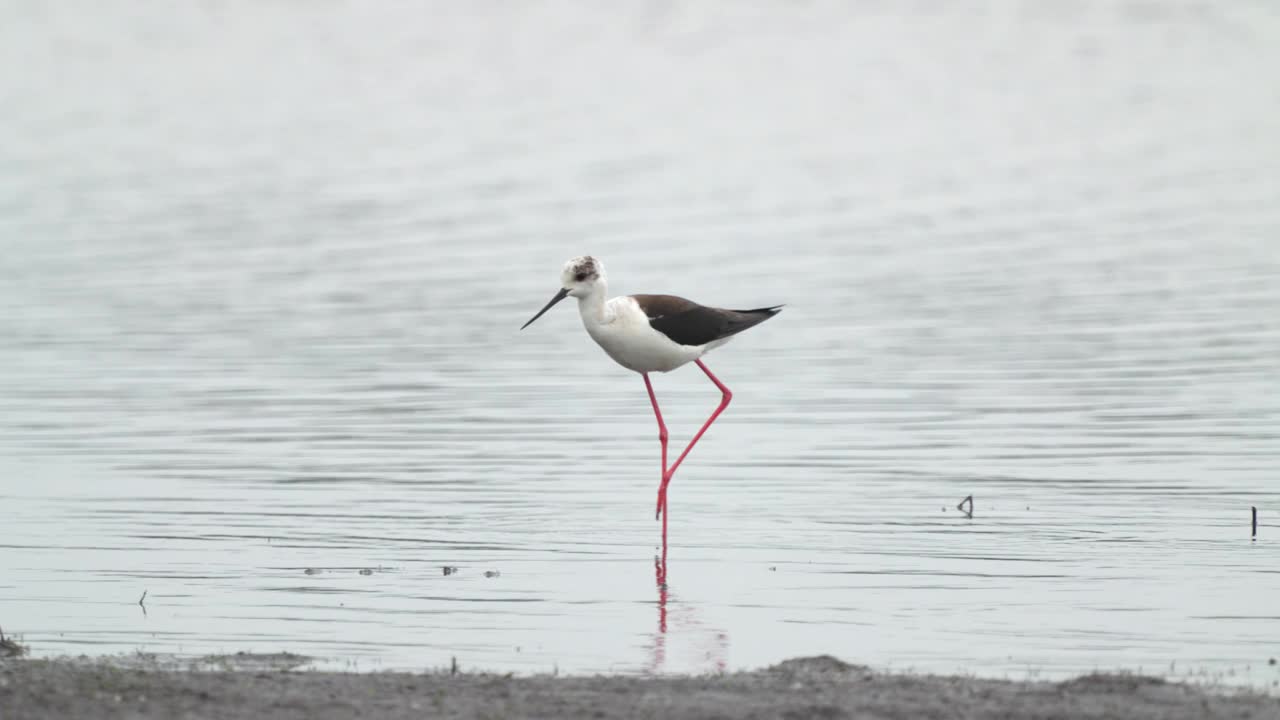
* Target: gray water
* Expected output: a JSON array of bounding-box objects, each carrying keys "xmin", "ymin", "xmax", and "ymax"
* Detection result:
[{"xmin": 2, "ymin": 1, "xmax": 1280, "ymax": 684}]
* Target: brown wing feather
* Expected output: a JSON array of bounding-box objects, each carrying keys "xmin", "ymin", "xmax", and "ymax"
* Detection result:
[{"xmin": 633, "ymin": 294, "xmax": 782, "ymax": 347}]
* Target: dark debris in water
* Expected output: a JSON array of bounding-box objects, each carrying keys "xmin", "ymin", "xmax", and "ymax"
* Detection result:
[
  {"xmin": 483, "ymin": 570, "xmax": 501, "ymax": 578},
  {"xmin": 442, "ymin": 566, "xmax": 459, "ymax": 576},
  {"xmin": 0, "ymin": 627, "xmax": 28, "ymax": 658},
  {"xmin": 303, "ymin": 566, "xmax": 391, "ymax": 576}
]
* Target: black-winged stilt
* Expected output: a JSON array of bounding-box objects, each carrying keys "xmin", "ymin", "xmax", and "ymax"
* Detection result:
[{"xmin": 520, "ymin": 256, "xmax": 782, "ymax": 531}]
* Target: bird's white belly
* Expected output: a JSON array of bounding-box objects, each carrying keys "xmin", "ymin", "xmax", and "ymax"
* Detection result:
[{"xmin": 585, "ymin": 316, "xmax": 702, "ymax": 374}]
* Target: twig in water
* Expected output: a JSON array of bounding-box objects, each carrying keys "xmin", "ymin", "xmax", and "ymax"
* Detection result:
[
  {"xmin": 957, "ymin": 495, "xmax": 974, "ymax": 519},
  {"xmin": 0, "ymin": 626, "xmax": 28, "ymax": 657}
]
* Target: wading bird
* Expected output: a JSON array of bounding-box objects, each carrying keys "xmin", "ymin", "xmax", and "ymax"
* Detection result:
[{"xmin": 520, "ymin": 256, "xmax": 781, "ymax": 530}]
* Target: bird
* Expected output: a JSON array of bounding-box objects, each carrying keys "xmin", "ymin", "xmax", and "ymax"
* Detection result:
[{"xmin": 520, "ymin": 256, "xmax": 781, "ymax": 530}]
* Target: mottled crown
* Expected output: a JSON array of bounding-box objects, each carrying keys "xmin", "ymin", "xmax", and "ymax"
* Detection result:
[{"xmin": 562, "ymin": 255, "xmax": 603, "ymax": 284}]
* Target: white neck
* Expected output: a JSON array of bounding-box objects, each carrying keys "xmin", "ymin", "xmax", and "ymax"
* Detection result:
[{"xmin": 576, "ymin": 283, "xmax": 612, "ymax": 326}]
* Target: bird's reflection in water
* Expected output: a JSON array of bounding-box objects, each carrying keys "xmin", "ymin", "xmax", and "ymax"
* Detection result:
[
  {"xmin": 648, "ymin": 530, "xmax": 728, "ymax": 674},
  {"xmin": 651, "ymin": 549, "xmax": 669, "ymax": 671}
]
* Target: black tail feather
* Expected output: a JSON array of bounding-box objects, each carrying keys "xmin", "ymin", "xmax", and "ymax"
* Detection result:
[{"xmin": 732, "ymin": 305, "xmax": 784, "ymax": 315}]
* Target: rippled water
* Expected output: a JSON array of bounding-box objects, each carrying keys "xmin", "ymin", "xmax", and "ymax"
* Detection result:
[{"xmin": 2, "ymin": 1, "xmax": 1279, "ymax": 684}]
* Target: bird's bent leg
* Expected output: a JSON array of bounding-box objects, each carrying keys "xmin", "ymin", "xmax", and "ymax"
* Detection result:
[
  {"xmin": 657, "ymin": 359, "xmax": 733, "ymax": 518},
  {"xmin": 643, "ymin": 373, "xmax": 670, "ymax": 519}
]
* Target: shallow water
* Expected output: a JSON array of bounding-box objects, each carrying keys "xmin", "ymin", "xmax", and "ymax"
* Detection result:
[{"xmin": 2, "ymin": 1, "xmax": 1280, "ymax": 684}]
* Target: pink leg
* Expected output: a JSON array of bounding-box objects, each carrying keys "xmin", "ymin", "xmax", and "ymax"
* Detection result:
[
  {"xmin": 643, "ymin": 373, "xmax": 670, "ymax": 518},
  {"xmin": 655, "ymin": 359, "xmax": 733, "ymax": 519}
]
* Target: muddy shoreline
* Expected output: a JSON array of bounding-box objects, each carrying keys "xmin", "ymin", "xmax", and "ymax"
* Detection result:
[{"xmin": 2, "ymin": 654, "xmax": 1276, "ymax": 720}]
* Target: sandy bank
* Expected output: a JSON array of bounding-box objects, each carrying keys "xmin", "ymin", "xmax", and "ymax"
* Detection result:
[{"xmin": 2, "ymin": 654, "xmax": 1276, "ymax": 720}]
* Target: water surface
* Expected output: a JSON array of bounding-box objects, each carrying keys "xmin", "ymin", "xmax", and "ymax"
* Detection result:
[{"xmin": 2, "ymin": 1, "xmax": 1279, "ymax": 684}]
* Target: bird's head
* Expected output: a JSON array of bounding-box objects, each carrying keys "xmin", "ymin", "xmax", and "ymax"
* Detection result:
[
  {"xmin": 560, "ymin": 256, "xmax": 606, "ymax": 298},
  {"xmin": 521, "ymin": 256, "xmax": 607, "ymax": 330}
]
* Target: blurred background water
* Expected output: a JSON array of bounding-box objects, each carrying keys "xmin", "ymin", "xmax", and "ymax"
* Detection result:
[{"xmin": 1, "ymin": 0, "xmax": 1279, "ymax": 684}]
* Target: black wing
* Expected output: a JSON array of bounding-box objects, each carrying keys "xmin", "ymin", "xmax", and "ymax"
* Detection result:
[{"xmin": 633, "ymin": 294, "xmax": 782, "ymax": 347}]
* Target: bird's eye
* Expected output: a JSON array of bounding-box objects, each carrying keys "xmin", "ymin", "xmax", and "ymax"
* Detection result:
[{"xmin": 575, "ymin": 272, "xmax": 587, "ymax": 282}]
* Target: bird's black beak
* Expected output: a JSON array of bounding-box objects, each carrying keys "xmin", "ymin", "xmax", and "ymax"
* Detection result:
[{"xmin": 520, "ymin": 287, "xmax": 571, "ymax": 330}]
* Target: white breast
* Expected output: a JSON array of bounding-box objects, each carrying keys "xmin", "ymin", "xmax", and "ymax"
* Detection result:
[{"xmin": 583, "ymin": 297, "xmax": 707, "ymax": 373}]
